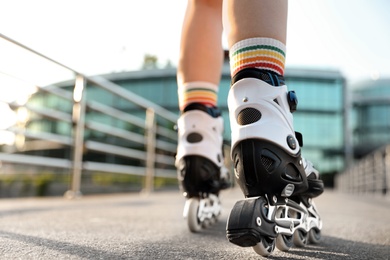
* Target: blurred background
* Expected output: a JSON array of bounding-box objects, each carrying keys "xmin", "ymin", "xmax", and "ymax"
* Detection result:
[{"xmin": 0, "ymin": 0, "xmax": 389, "ymax": 198}]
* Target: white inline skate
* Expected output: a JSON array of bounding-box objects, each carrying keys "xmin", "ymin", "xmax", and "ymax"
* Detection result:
[
  {"xmin": 176, "ymin": 103, "xmax": 230, "ymax": 232},
  {"xmin": 225, "ymin": 69, "xmax": 324, "ymax": 256}
]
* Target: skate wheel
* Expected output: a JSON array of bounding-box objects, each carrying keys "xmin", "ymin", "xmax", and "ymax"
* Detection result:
[
  {"xmin": 276, "ymin": 234, "xmax": 293, "ymax": 252},
  {"xmin": 252, "ymin": 237, "xmax": 275, "ymax": 256},
  {"xmin": 209, "ymin": 215, "xmax": 218, "ymax": 225},
  {"xmin": 201, "ymin": 218, "xmax": 211, "ymax": 228},
  {"xmin": 308, "ymin": 228, "xmax": 321, "ymax": 244},
  {"xmin": 187, "ymin": 198, "xmax": 202, "ymax": 232},
  {"xmin": 293, "ymin": 229, "xmax": 308, "ymax": 247}
]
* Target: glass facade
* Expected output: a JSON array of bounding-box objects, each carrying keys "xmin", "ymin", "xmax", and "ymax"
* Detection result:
[
  {"xmin": 284, "ymin": 76, "xmax": 345, "ymax": 173},
  {"xmin": 11, "ymin": 66, "xmax": 346, "ymax": 176},
  {"xmin": 352, "ymin": 79, "xmax": 390, "ymax": 157},
  {"xmin": 101, "ymin": 66, "xmax": 346, "ymax": 174}
]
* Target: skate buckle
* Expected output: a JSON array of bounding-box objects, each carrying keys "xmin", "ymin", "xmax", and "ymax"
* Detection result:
[
  {"xmin": 287, "ymin": 90, "xmax": 298, "ymax": 112},
  {"xmin": 281, "ymin": 184, "xmax": 295, "ymax": 197}
]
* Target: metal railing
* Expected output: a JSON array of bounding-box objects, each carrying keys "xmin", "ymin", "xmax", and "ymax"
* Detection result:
[
  {"xmin": 335, "ymin": 144, "xmax": 390, "ymax": 197},
  {"xmin": 0, "ymin": 33, "xmax": 178, "ymax": 198}
]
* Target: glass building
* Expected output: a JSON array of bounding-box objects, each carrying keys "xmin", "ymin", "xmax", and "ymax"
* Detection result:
[
  {"xmin": 352, "ymin": 79, "xmax": 390, "ymax": 158},
  {"xmin": 99, "ymin": 64, "xmax": 346, "ymax": 175},
  {"xmin": 9, "ymin": 64, "xmax": 347, "ymax": 178}
]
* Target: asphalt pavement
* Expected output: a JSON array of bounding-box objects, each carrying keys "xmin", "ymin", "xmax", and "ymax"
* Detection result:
[{"xmin": 0, "ymin": 187, "xmax": 389, "ymax": 259}]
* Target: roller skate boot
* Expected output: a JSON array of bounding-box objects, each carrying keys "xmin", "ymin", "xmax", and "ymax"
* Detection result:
[
  {"xmin": 176, "ymin": 103, "xmax": 230, "ymax": 232},
  {"xmin": 225, "ymin": 69, "xmax": 324, "ymax": 256}
]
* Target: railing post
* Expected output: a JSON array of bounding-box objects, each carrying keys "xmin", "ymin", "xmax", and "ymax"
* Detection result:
[
  {"xmin": 65, "ymin": 75, "xmax": 86, "ymax": 199},
  {"xmin": 385, "ymin": 146, "xmax": 390, "ymax": 197},
  {"xmin": 143, "ymin": 108, "xmax": 156, "ymax": 194}
]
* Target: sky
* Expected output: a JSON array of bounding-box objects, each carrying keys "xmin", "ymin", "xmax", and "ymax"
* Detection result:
[{"xmin": 0, "ymin": 0, "xmax": 390, "ymax": 141}]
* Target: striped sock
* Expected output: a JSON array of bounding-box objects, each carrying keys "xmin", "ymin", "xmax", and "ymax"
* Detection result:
[
  {"xmin": 178, "ymin": 81, "xmax": 218, "ymax": 112},
  {"xmin": 230, "ymin": 37, "xmax": 286, "ymax": 78}
]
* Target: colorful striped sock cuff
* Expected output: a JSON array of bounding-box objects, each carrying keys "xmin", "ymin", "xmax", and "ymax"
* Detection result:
[
  {"xmin": 178, "ymin": 81, "xmax": 219, "ymax": 111},
  {"xmin": 230, "ymin": 37, "xmax": 286, "ymax": 77}
]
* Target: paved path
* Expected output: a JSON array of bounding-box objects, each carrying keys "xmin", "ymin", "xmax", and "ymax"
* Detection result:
[{"xmin": 0, "ymin": 188, "xmax": 389, "ymax": 259}]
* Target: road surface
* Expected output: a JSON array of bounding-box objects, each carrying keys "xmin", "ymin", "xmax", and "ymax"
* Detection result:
[{"xmin": 0, "ymin": 188, "xmax": 389, "ymax": 259}]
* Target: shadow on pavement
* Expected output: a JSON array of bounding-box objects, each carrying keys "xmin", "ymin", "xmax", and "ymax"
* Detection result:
[
  {"xmin": 271, "ymin": 235, "xmax": 390, "ymax": 260},
  {"xmin": 0, "ymin": 230, "xmax": 388, "ymax": 259},
  {"xmin": 0, "ymin": 230, "xmax": 129, "ymax": 259}
]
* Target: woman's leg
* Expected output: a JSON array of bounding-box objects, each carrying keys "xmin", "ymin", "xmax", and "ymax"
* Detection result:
[
  {"xmin": 224, "ymin": 2, "xmax": 323, "ymax": 254},
  {"xmin": 175, "ymin": 0, "xmax": 228, "ymax": 201},
  {"xmin": 223, "ymin": 0, "xmax": 288, "ymax": 79},
  {"xmin": 177, "ymin": 0, "xmax": 223, "ymax": 111}
]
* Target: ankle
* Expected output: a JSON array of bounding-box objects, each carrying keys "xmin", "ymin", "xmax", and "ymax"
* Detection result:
[
  {"xmin": 232, "ymin": 68, "xmax": 285, "ymax": 87},
  {"xmin": 183, "ymin": 103, "xmax": 221, "ymax": 118}
]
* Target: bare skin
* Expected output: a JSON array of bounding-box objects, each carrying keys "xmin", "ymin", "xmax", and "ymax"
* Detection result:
[{"xmin": 177, "ymin": 0, "xmax": 288, "ymax": 86}]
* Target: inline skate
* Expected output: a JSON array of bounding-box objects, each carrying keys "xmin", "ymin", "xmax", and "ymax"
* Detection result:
[
  {"xmin": 225, "ymin": 69, "xmax": 324, "ymax": 256},
  {"xmin": 176, "ymin": 103, "xmax": 230, "ymax": 232}
]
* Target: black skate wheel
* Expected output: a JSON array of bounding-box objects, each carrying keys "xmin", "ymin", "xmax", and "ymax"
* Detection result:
[
  {"xmin": 276, "ymin": 234, "xmax": 293, "ymax": 251},
  {"xmin": 252, "ymin": 237, "xmax": 276, "ymax": 256},
  {"xmin": 293, "ymin": 229, "xmax": 308, "ymax": 247},
  {"xmin": 308, "ymin": 227, "xmax": 321, "ymax": 244}
]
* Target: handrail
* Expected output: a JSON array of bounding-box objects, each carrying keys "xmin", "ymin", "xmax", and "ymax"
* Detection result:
[
  {"xmin": 85, "ymin": 121, "xmax": 146, "ymax": 145},
  {"xmin": 0, "ymin": 33, "xmax": 179, "ymax": 198},
  {"xmin": 9, "ymin": 103, "xmax": 73, "ymax": 122},
  {"xmin": 8, "ymin": 128, "xmax": 73, "ymax": 146},
  {"xmin": 0, "ymin": 33, "xmax": 178, "ymax": 122},
  {"xmin": 88, "ymin": 76, "xmax": 178, "ymax": 122},
  {"xmin": 0, "ymin": 33, "xmax": 84, "ymax": 76},
  {"xmin": 0, "ymin": 153, "xmax": 72, "ymax": 168},
  {"xmin": 87, "ymin": 101, "xmax": 146, "ymax": 128}
]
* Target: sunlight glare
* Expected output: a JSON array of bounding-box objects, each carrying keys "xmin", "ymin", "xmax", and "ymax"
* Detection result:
[{"xmin": 0, "ymin": 130, "xmax": 15, "ymax": 146}]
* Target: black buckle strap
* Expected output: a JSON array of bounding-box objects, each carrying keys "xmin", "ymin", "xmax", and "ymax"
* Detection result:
[
  {"xmin": 183, "ymin": 103, "xmax": 221, "ymax": 118},
  {"xmin": 231, "ymin": 68, "xmax": 285, "ymax": 86}
]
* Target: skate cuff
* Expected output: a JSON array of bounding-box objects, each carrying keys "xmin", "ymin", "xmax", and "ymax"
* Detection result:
[{"xmin": 231, "ymin": 68, "xmax": 285, "ymax": 87}]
